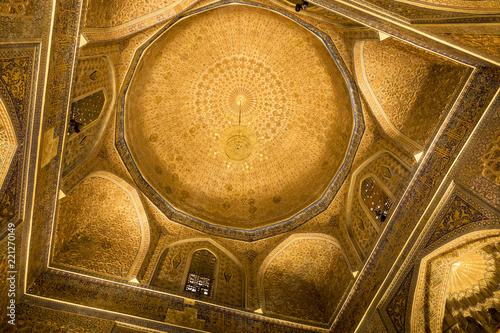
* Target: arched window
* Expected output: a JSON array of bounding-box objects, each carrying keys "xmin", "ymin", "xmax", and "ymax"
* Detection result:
[
  {"xmin": 361, "ymin": 177, "xmax": 393, "ymax": 223},
  {"xmin": 184, "ymin": 250, "xmax": 217, "ymax": 297},
  {"xmin": 67, "ymin": 89, "xmax": 106, "ymax": 135}
]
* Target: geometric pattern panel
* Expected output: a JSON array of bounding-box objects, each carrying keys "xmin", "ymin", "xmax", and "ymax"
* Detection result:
[
  {"xmin": 385, "ymin": 266, "xmax": 414, "ymax": 333},
  {"xmin": 380, "ymin": 184, "xmax": 500, "ymax": 333},
  {"xmin": 425, "ymin": 194, "xmax": 488, "ymax": 248}
]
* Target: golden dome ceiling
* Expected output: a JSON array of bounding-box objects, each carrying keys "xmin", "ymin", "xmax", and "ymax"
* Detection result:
[{"xmin": 121, "ymin": 3, "xmax": 358, "ymax": 231}]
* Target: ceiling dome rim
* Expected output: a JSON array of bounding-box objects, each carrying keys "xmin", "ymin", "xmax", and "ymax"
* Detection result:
[{"xmin": 115, "ymin": 0, "xmax": 364, "ymax": 241}]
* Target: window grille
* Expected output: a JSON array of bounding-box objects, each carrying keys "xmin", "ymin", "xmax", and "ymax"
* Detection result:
[
  {"xmin": 361, "ymin": 177, "xmax": 393, "ymax": 223},
  {"xmin": 184, "ymin": 250, "xmax": 216, "ymax": 297}
]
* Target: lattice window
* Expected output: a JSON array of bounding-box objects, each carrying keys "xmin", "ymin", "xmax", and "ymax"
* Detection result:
[
  {"xmin": 184, "ymin": 250, "xmax": 216, "ymax": 297},
  {"xmin": 68, "ymin": 90, "xmax": 105, "ymax": 135},
  {"xmin": 361, "ymin": 177, "xmax": 393, "ymax": 223}
]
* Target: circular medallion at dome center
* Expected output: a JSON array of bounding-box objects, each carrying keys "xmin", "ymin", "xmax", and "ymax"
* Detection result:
[
  {"xmin": 124, "ymin": 5, "xmax": 354, "ymax": 229},
  {"xmin": 220, "ymin": 125, "xmax": 259, "ymax": 163},
  {"xmin": 195, "ymin": 56, "xmax": 286, "ymax": 143}
]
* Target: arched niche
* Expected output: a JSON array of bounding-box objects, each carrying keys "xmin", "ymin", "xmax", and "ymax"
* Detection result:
[
  {"xmin": 257, "ymin": 233, "xmax": 353, "ymax": 324},
  {"xmin": 412, "ymin": 230, "xmax": 500, "ymax": 333},
  {"xmin": 150, "ymin": 238, "xmax": 246, "ymax": 308},
  {"xmin": 52, "ymin": 171, "xmax": 150, "ymax": 280},
  {"xmin": 354, "ymin": 38, "xmax": 469, "ymax": 155},
  {"xmin": 0, "ymin": 96, "xmax": 17, "ymax": 191},
  {"xmin": 63, "ymin": 55, "xmax": 116, "ymax": 175},
  {"xmin": 346, "ymin": 151, "xmax": 411, "ymax": 260}
]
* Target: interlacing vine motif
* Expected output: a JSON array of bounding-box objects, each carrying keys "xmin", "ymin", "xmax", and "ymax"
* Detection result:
[
  {"xmin": 0, "ymin": 0, "xmax": 32, "ymax": 16},
  {"xmin": 481, "ymin": 133, "xmax": 500, "ymax": 186}
]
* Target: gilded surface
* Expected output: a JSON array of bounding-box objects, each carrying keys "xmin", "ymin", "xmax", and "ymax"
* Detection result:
[
  {"xmin": 0, "ymin": 46, "xmax": 35, "ymax": 235},
  {"xmin": 0, "ymin": 0, "xmax": 43, "ymax": 39},
  {"xmin": 1, "ymin": 303, "xmax": 113, "ymax": 332},
  {"xmin": 332, "ymin": 67, "xmax": 500, "ymax": 332},
  {"xmin": 379, "ymin": 183, "xmax": 500, "ymax": 333},
  {"xmin": 270, "ymin": 0, "xmax": 363, "ymax": 28},
  {"xmin": 367, "ymin": 311, "xmax": 388, "ymax": 333},
  {"xmin": 411, "ymin": 234, "xmax": 500, "ymax": 333},
  {"xmin": 0, "ymin": 99, "xmax": 16, "ymax": 193},
  {"xmin": 457, "ymin": 107, "xmax": 500, "ymax": 209},
  {"xmin": 262, "ymin": 238, "xmax": 352, "ymax": 323},
  {"xmin": 0, "ymin": 53, "xmax": 32, "ymax": 136},
  {"xmin": 333, "ymin": 0, "xmax": 471, "ymax": 20},
  {"xmin": 395, "ymin": 0, "xmax": 500, "ymax": 12},
  {"xmin": 0, "ymin": 0, "xmax": 33, "ymax": 15},
  {"xmin": 481, "ymin": 132, "xmax": 500, "ymax": 186},
  {"xmin": 53, "ymin": 176, "xmax": 142, "ymax": 278},
  {"xmin": 122, "ymin": 3, "xmax": 359, "ymax": 232},
  {"xmin": 445, "ymin": 34, "xmax": 500, "ymax": 62},
  {"xmin": 151, "ymin": 240, "xmax": 244, "ymax": 307},
  {"xmin": 84, "ymin": 0, "xmax": 178, "ymax": 28},
  {"xmin": 385, "ymin": 267, "xmax": 414, "ymax": 333},
  {"xmin": 315, "ymin": 0, "xmax": 491, "ymax": 66},
  {"xmin": 82, "ymin": 0, "xmax": 197, "ymax": 42},
  {"xmin": 0, "ymin": 159, "xmax": 18, "ymax": 221},
  {"xmin": 425, "ymin": 195, "xmax": 487, "ymax": 247},
  {"xmin": 28, "ymin": 269, "xmax": 318, "ymax": 333},
  {"xmin": 347, "ymin": 152, "xmax": 410, "ymax": 258},
  {"xmin": 27, "ymin": 0, "xmax": 83, "ymax": 285},
  {"xmin": 63, "ymin": 56, "xmax": 113, "ymax": 174},
  {"xmin": 13, "ymin": 0, "xmax": 500, "ymax": 331},
  {"xmin": 362, "ymin": 38, "xmax": 469, "ymax": 146}
]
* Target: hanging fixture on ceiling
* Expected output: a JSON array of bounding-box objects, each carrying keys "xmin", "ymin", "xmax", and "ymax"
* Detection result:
[{"xmin": 215, "ymin": 91, "xmax": 263, "ymax": 170}]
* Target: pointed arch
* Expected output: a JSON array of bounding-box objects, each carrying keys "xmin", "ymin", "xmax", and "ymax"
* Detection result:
[
  {"xmin": 0, "ymin": 96, "xmax": 17, "ymax": 190},
  {"xmin": 150, "ymin": 238, "xmax": 246, "ymax": 307},
  {"xmin": 345, "ymin": 150, "xmax": 411, "ymax": 260},
  {"xmin": 52, "ymin": 171, "xmax": 150, "ymax": 280},
  {"xmin": 257, "ymin": 233, "xmax": 354, "ymax": 323}
]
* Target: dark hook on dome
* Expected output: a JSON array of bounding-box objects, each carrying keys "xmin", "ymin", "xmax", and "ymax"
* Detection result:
[{"xmin": 295, "ymin": 1, "xmax": 309, "ymax": 12}]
